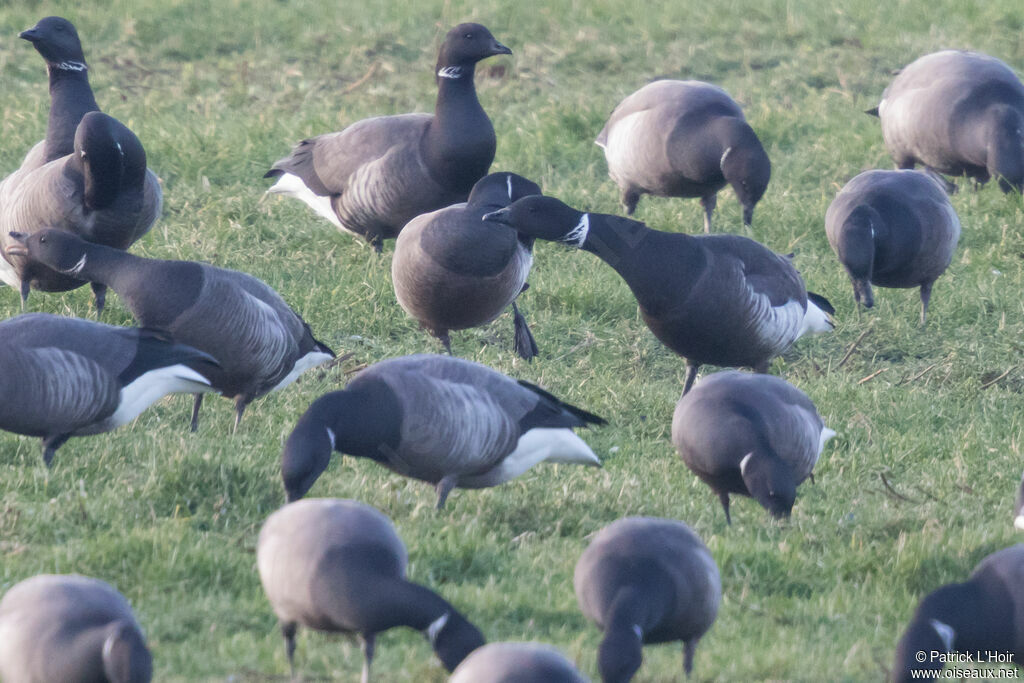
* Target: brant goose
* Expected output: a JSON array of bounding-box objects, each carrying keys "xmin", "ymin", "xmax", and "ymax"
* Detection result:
[
  {"xmin": 0, "ymin": 313, "xmax": 217, "ymax": 466},
  {"xmin": 825, "ymin": 169, "xmax": 960, "ymax": 323},
  {"xmin": 671, "ymin": 370, "xmax": 835, "ymax": 523},
  {"xmin": 893, "ymin": 544, "xmax": 1024, "ymax": 682},
  {"xmin": 257, "ymin": 498, "xmax": 485, "ymax": 681},
  {"xmin": 0, "ymin": 574, "xmax": 152, "ymax": 683},
  {"xmin": 449, "ymin": 642, "xmax": 589, "ymax": 682},
  {"xmin": 574, "ymin": 517, "xmax": 721, "ymax": 681},
  {"xmin": 8, "ymin": 229, "xmax": 335, "ymax": 431},
  {"xmin": 871, "ymin": 50, "xmax": 1024, "ymax": 193},
  {"xmin": 265, "ymin": 23, "xmax": 511, "ymax": 251},
  {"xmin": 392, "ymin": 172, "xmax": 542, "ymax": 359},
  {"xmin": 483, "ymin": 195, "xmax": 834, "ymax": 395},
  {"xmin": 280, "ymin": 354, "xmax": 604, "ymax": 507},
  {"xmin": 596, "ymin": 80, "xmax": 771, "ymax": 232}
]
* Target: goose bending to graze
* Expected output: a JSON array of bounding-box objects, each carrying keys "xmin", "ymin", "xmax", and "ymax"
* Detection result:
[
  {"xmin": 265, "ymin": 23, "xmax": 511, "ymax": 251},
  {"xmin": 825, "ymin": 170, "xmax": 960, "ymax": 324},
  {"xmin": 449, "ymin": 642, "xmax": 589, "ymax": 682},
  {"xmin": 596, "ymin": 80, "xmax": 771, "ymax": 232},
  {"xmin": 8, "ymin": 229, "xmax": 335, "ymax": 432},
  {"xmin": 483, "ymin": 196, "xmax": 834, "ymax": 395},
  {"xmin": 871, "ymin": 50, "xmax": 1024, "ymax": 193},
  {"xmin": 893, "ymin": 544, "xmax": 1024, "ymax": 682},
  {"xmin": 672, "ymin": 371, "xmax": 835, "ymax": 523},
  {"xmin": 392, "ymin": 172, "xmax": 542, "ymax": 359},
  {"xmin": 281, "ymin": 354, "xmax": 605, "ymax": 507},
  {"xmin": 575, "ymin": 517, "xmax": 720, "ymax": 682},
  {"xmin": 258, "ymin": 499, "xmax": 485, "ymax": 682},
  {"xmin": 0, "ymin": 574, "xmax": 152, "ymax": 683}
]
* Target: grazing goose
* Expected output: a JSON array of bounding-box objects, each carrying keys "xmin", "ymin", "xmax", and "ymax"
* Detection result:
[
  {"xmin": 449, "ymin": 642, "xmax": 589, "ymax": 682},
  {"xmin": 392, "ymin": 172, "xmax": 542, "ymax": 359},
  {"xmin": 825, "ymin": 169, "xmax": 960, "ymax": 323},
  {"xmin": 871, "ymin": 50, "xmax": 1024, "ymax": 194},
  {"xmin": 1014, "ymin": 471, "xmax": 1024, "ymax": 531},
  {"xmin": 265, "ymin": 23, "xmax": 511, "ymax": 251},
  {"xmin": 483, "ymin": 195, "xmax": 834, "ymax": 395},
  {"xmin": 8, "ymin": 229, "xmax": 335, "ymax": 432},
  {"xmin": 596, "ymin": 80, "xmax": 771, "ymax": 232},
  {"xmin": 281, "ymin": 354, "xmax": 605, "ymax": 507},
  {"xmin": 0, "ymin": 313, "xmax": 217, "ymax": 466},
  {"xmin": 257, "ymin": 498, "xmax": 485, "ymax": 682},
  {"xmin": 0, "ymin": 574, "xmax": 152, "ymax": 683},
  {"xmin": 892, "ymin": 544, "xmax": 1024, "ymax": 682},
  {"xmin": 574, "ymin": 517, "xmax": 721, "ymax": 681},
  {"xmin": 671, "ymin": 371, "xmax": 835, "ymax": 523}
]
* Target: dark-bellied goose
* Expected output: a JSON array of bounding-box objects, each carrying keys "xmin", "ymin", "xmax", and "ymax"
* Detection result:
[
  {"xmin": 825, "ymin": 169, "xmax": 960, "ymax": 323},
  {"xmin": 482, "ymin": 195, "xmax": 834, "ymax": 395},
  {"xmin": 671, "ymin": 370, "xmax": 835, "ymax": 523},
  {"xmin": 8, "ymin": 229, "xmax": 335, "ymax": 431},
  {"xmin": 392, "ymin": 172, "xmax": 542, "ymax": 359},
  {"xmin": 257, "ymin": 498, "xmax": 485, "ymax": 682},
  {"xmin": 0, "ymin": 574, "xmax": 152, "ymax": 683},
  {"xmin": 449, "ymin": 642, "xmax": 589, "ymax": 682},
  {"xmin": 265, "ymin": 23, "xmax": 511, "ymax": 251},
  {"xmin": 893, "ymin": 544, "xmax": 1024, "ymax": 682},
  {"xmin": 574, "ymin": 517, "xmax": 720, "ymax": 681},
  {"xmin": 281, "ymin": 354, "xmax": 605, "ymax": 507},
  {"xmin": 0, "ymin": 313, "xmax": 217, "ymax": 466},
  {"xmin": 871, "ymin": 50, "xmax": 1024, "ymax": 194},
  {"xmin": 596, "ymin": 80, "xmax": 771, "ymax": 232}
]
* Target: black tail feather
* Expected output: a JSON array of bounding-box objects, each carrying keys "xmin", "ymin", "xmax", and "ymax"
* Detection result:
[
  {"xmin": 865, "ymin": 106, "xmax": 880, "ymax": 117},
  {"xmin": 807, "ymin": 291, "xmax": 835, "ymax": 315},
  {"xmin": 517, "ymin": 379, "xmax": 608, "ymax": 427},
  {"xmin": 511, "ymin": 302, "xmax": 539, "ymax": 361}
]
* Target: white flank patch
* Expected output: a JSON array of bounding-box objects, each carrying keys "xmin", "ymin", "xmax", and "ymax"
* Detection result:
[
  {"xmin": 436, "ymin": 66, "xmax": 463, "ymax": 80},
  {"xmin": 426, "ymin": 612, "xmax": 450, "ymax": 645},
  {"xmin": 266, "ymin": 172, "xmax": 349, "ymax": 233},
  {"xmin": 268, "ymin": 349, "xmax": 334, "ymax": 394},
  {"xmin": 818, "ymin": 427, "xmax": 837, "ymax": 455},
  {"xmin": 460, "ymin": 428, "xmax": 599, "ymax": 487},
  {"xmin": 561, "ymin": 213, "xmax": 590, "ymax": 249},
  {"xmin": 603, "ymin": 112, "xmax": 646, "ymax": 175},
  {"xmin": 101, "ymin": 364, "xmax": 213, "ymax": 430},
  {"xmin": 798, "ymin": 299, "xmax": 834, "ymax": 337},
  {"xmin": 1014, "ymin": 514, "xmax": 1024, "ymax": 532},
  {"xmin": 929, "ymin": 619, "xmax": 956, "ymax": 652},
  {"xmin": 739, "ymin": 452, "xmax": 754, "ymax": 476}
]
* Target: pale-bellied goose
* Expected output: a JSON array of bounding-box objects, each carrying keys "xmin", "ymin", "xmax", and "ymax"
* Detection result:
[
  {"xmin": 482, "ymin": 195, "xmax": 834, "ymax": 395},
  {"xmin": 893, "ymin": 544, "xmax": 1024, "ymax": 682},
  {"xmin": 449, "ymin": 642, "xmax": 589, "ymax": 682},
  {"xmin": 8, "ymin": 229, "xmax": 335, "ymax": 432},
  {"xmin": 671, "ymin": 370, "xmax": 835, "ymax": 523},
  {"xmin": 281, "ymin": 354, "xmax": 605, "ymax": 507},
  {"xmin": 574, "ymin": 517, "xmax": 721, "ymax": 681},
  {"xmin": 871, "ymin": 50, "xmax": 1024, "ymax": 194},
  {"xmin": 0, "ymin": 313, "xmax": 217, "ymax": 466},
  {"xmin": 392, "ymin": 172, "xmax": 542, "ymax": 359},
  {"xmin": 825, "ymin": 169, "xmax": 960, "ymax": 323},
  {"xmin": 596, "ymin": 80, "xmax": 771, "ymax": 232},
  {"xmin": 257, "ymin": 498, "xmax": 485, "ymax": 682},
  {"xmin": 265, "ymin": 23, "xmax": 511, "ymax": 251},
  {"xmin": 0, "ymin": 574, "xmax": 152, "ymax": 683}
]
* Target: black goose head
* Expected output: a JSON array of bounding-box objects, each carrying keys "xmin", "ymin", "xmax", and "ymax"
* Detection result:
[
  {"xmin": 988, "ymin": 105, "xmax": 1024, "ymax": 194},
  {"xmin": 101, "ymin": 620, "xmax": 153, "ymax": 683},
  {"xmin": 7, "ymin": 229, "xmax": 91, "ymax": 275},
  {"xmin": 75, "ymin": 112, "xmax": 147, "ymax": 210},
  {"xmin": 427, "ymin": 609, "xmax": 486, "ymax": 672},
  {"xmin": 892, "ymin": 583, "xmax": 966, "ymax": 683},
  {"xmin": 20, "ymin": 16, "xmax": 87, "ymax": 69},
  {"xmin": 482, "ymin": 195, "xmax": 590, "ymax": 246},
  {"xmin": 467, "ymin": 172, "xmax": 542, "ymax": 210},
  {"xmin": 836, "ymin": 204, "xmax": 878, "ymax": 308},
  {"xmin": 435, "ymin": 23, "xmax": 511, "ymax": 81},
  {"xmin": 739, "ymin": 451, "xmax": 798, "ymax": 519},
  {"xmin": 281, "ymin": 405, "xmax": 336, "ymax": 503},
  {"xmin": 720, "ymin": 133, "xmax": 771, "ymax": 226},
  {"xmin": 597, "ymin": 626, "xmax": 644, "ymax": 683}
]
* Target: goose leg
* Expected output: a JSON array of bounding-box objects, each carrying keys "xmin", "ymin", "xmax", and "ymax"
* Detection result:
[
  {"xmin": 809, "ymin": 472, "xmax": 816, "ymax": 485},
  {"xmin": 281, "ymin": 621, "xmax": 297, "ymax": 681},
  {"xmin": 90, "ymin": 282, "xmax": 107, "ymax": 315},
  {"xmin": 436, "ymin": 330, "xmax": 453, "ymax": 355},
  {"xmin": 190, "ymin": 394, "xmax": 204, "ymax": 433},
  {"xmin": 681, "ymin": 363, "xmax": 700, "ymax": 398},
  {"xmin": 622, "ymin": 189, "xmax": 640, "ymax": 216},
  {"xmin": 683, "ymin": 639, "xmax": 698, "ymax": 677},
  {"xmin": 233, "ymin": 397, "xmax": 247, "ymax": 433},
  {"xmin": 511, "ymin": 301, "xmax": 539, "ymax": 360},
  {"xmin": 369, "ymin": 235, "xmax": 384, "ymax": 253},
  {"xmin": 41, "ymin": 434, "xmax": 70, "ymax": 467},
  {"xmin": 700, "ymin": 194, "xmax": 717, "ymax": 233},
  {"xmin": 919, "ymin": 282, "xmax": 933, "ymax": 325},
  {"xmin": 19, "ymin": 280, "xmax": 29, "ymax": 311},
  {"xmin": 360, "ymin": 633, "xmax": 376, "ymax": 683},
  {"xmin": 718, "ymin": 491, "xmax": 732, "ymax": 525},
  {"xmin": 435, "ymin": 474, "xmax": 458, "ymax": 510}
]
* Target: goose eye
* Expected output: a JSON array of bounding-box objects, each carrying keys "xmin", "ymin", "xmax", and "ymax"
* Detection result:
[
  {"xmin": 464, "ymin": 33, "xmax": 474, "ymax": 39},
  {"xmin": 40, "ymin": 236, "xmax": 47, "ymax": 243}
]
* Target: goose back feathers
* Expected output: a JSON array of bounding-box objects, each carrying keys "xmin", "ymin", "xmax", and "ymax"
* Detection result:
[{"xmin": 449, "ymin": 641, "xmax": 589, "ymax": 682}]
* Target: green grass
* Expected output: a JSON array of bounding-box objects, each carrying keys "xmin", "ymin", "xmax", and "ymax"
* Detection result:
[{"xmin": 1, "ymin": 0, "xmax": 1024, "ymax": 680}]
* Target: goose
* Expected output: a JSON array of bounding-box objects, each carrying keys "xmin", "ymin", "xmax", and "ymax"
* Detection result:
[
  {"xmin": 596, "ymin": 80, "xmax": 771, "ymax": 232},
  {"xmin": 482, "ymin": 195, "xmax": 834, "ymax": 395},
  {"xmin": 257, "ymin": 498, "xmax": 485, "ymax": 682},
  {"xmin": 892, "ymin": 544, "xmax": 1024, "ymax": 682},
  {"xmin": 281, "ymin": 354, "xmax": 605, "ymax": 507},
  {"xmin": 0, "ymin": 574, "xmax": 152, "ymax": 683},
  {"xmin": 0, "ymin": 313, "xmax": 217, "ymax": 466},
  {"xmin": 7, "ymin": 229, "xmax": 335, "ymax": 432},
  {"xmin": 870, "ymin": 50, "xmax": 1024, "ymax": 194},
  {"xmin": 574, "ymin": 517, "xmax": 721, "ymax": 682},
  {"xmin": 449, "ymin": 642, "xmax": 589, "ymax": 682},
  {"xmin": 825, "ymin": 169, "xmax": 960, "ymax": 323},
  {"xmin": 392, "ymin": 172, "xmax": 542, "ymax": 359},
  {"xmin": 671, "ymin": 370, "xmax": 835, "ymax": 523},
  {"xmin": 265, "ymin": 23, "xmax": 511, "ymax": 251}
]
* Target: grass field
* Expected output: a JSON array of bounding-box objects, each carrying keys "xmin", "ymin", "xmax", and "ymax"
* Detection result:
[{"xmin": 1, "ymin": 0, "xmax": 1024, "ymax": 680}]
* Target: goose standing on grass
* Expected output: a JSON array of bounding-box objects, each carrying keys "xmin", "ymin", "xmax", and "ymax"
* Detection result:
[
  {"xmin": 870, "ymin": 50, "xmax": 1024, "ymax": 194},
  {"xmin": 0, "ymin": 313, "xmax": 217, "ymax": 466},
  {"xmin": 7, "ymin": 229, "xmax": 335, "ymax": 432},
  {"xmin": 825, "ymin": 169, "xmax": 960, "ymax": 323},
  {"xmin": 392, "ymin": 172, "xmax": 542, "ymax": 359},
  {"xmin": 265, "ymin": 23, "xmax": 512, "ymax": 251},
  {"xmin": 482, "ymin": 195, "xmax": 834, "ymax": 396},
  {"xmin": 574, "ymin": 517, "xmax": 721, "ymax": 682},
  {"xmin": 0, "ymin": 574, "xmax": 152, "ymax": 683},
  {"xmin": 280, "ymin": 354, "xmax": 605, "ymax": 507},
  {"xmin": 449, "ymin": 642, "xmax": 589, "ymax": 682},
  {"xmin": 671, "ymin": 371, "xmax": 835, "ymax": 523},
  {"xmin": 258, "ymin": 499, "xmax": 485, "ymax": 682},
  {"xmin": 596, "ymin": 80, "xmax": 771, "ymax": 232}
]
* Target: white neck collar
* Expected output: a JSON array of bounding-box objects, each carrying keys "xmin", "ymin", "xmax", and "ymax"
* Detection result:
[
  {"xmin": 53, "ymin": 60, "xmax": 88, "ymax": 72},
  {"xmin": 437, "ymin": 66, "xmax": 464, "ymax": 80},
  {"xmin": 562, "ymin": 213, "xmax": 590, "ymax": 248},
  {"xmin": 426, "ymin": 612, "xmax": 450, "ymax": 645}
]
